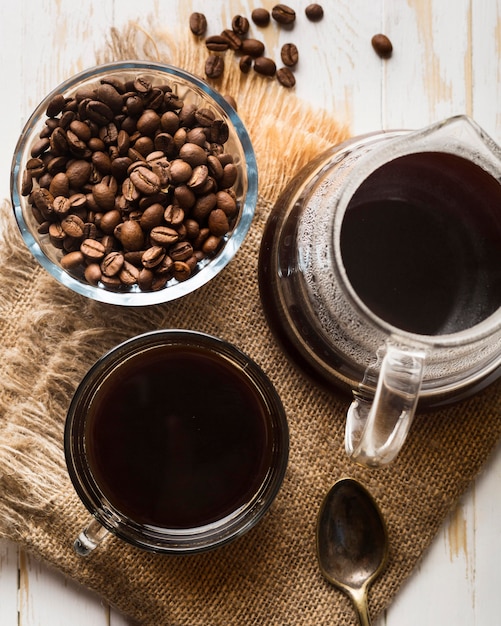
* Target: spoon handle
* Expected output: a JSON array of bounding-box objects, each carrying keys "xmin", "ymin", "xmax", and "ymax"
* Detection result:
[
  {"xmin": 350, "ymin": 588, "xmax": 371, "ymax": 626},
  {"xmin": 354, "ymin": 604, "xmax": 371, "ymax": 626}
]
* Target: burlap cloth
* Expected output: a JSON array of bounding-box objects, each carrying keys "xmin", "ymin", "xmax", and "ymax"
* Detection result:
[{"xmin": 1, "ymin": 22, "xmax": 501, "ymax": 626}]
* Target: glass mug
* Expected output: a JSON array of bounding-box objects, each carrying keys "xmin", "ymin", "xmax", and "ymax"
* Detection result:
[
  {"xmin": 259, "ymin": 115, "xmax": 501, "ymax": 467},
  {"xmin": 64, "ymin": 330, "xmax": 289, "ymax": 554}
]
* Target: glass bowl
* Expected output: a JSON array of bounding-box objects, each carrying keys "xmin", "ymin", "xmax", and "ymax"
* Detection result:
[{"xmin": 11, "ymin": 61, "xmax": 258, "ymax": 306}]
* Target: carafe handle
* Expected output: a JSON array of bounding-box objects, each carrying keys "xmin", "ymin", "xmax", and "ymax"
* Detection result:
[{"xmin": 345, "ymin": 344, "xmax": 425, "ymax": 467}]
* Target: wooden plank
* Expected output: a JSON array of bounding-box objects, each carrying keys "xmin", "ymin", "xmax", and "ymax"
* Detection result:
[
  {"xmin": 18, "ymin": 549, "xmax": 112, "ymax": 626},
  {"xmin": 0, "ymin": 539, "xmax": 19, "ymax": 623},
  {"xmin": 384, "ymin": 0, "xmax": 471, "ymax": 129}
]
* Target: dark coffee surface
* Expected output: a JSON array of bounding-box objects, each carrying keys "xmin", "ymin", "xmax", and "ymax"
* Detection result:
[
  {"xmin": 341, "ymin": 152, "xmax": 501, "ymax": 334},
  {"xmin": 87, "ymin": 346, "xmax": 270, "ymax": 528}
]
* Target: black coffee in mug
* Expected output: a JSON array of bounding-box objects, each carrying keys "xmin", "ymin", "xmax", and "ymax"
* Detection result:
[
  {"xmin": 66, "ymin": 331, "xmax": 288, "ymax": 553},
  {"xmin": 86, "ymin": 345, "xmax": 273, "ymax": 528},
  {"xmin": 340, "ymin": 152, "xmax": 501, "ymax": 335}
]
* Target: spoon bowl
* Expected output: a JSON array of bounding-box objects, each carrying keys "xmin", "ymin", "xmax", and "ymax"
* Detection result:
[{"xmin": 316, "ymin": 478, "xmax": 389, "ymax": 626}]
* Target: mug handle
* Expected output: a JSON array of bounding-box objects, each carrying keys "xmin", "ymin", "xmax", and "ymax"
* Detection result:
[
  {"xmin": 345, "ymin": 343, "xmax": 425, "ymax": 467},
  {"xmin": 74, "ymin": 516, "xmax": 110, "ymax": 556}
]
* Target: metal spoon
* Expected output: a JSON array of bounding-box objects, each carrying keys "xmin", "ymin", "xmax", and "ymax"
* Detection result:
[{"xmin": 316, "ymin": 478, "xmax": 389, "ymax": 626}]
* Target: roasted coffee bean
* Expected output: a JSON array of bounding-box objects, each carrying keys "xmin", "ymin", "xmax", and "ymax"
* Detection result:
[
  {"xmin": 251, "ymin": 8, "xmax": 271, "ymax": 26},
  {"xmin": 150, "ymin": 226, "xmax": 179, "ymax": 246},
  {"xmin": 49, "ymin": 171, "xmax": 70, "ymax": 197},
  {"xmin": 84, "ymin": 263, "xmax": 102, "ymax": 285},
  {"xmin": 163, "ymin": 204, "xmax": 185, "ymax": 226},
  {"xmin": 231, "ymin": 15, "xmax": 250, "ymax": 36},
  {"xmin": 188, "ymin": 165, "xmax": 209, "ymax": 191},
  {"xmin": 129, "ymin": 166, "xmax": 161, "ymax": 195},
  {"xmin": 172, "ymin": 261, "xmax": 191, "ymax": 282},
  {"xmin": 179, "ymin": 143, "xmax": 207, "ymax": 167},
  {"xmin": 168, "ymin": 158, "xmax": 192, "ymax": 184},
  {"xmin": 186, "ymin": 127, "xmax": 208, "ymax": 147},
  {"xmin": 170, "ymin": 241, "xmax": 194, "ymax": 262},
  {"xmin": 220, "ymin": 29, "xmax": 242, "ymax": 50},
  {"xmin": 81, "ymin": 238, "xmax": 106, "ymax": 261},
  {"xmin": 277, "ymin": 67, "xmax": 296, "ymax": 88},
  {"xmin": 138, "ymin": 267, "xmax": 155, "ymax": 291},
  {"xmin": 141, "ymin": 246, "xmax": 166, "ymax": 269},
  {"xmin": 174, "ymin": 185, "xmax": 196, "ymax": 209},
  {"xmin": 61, "ymin": 214, "xmax": 85, "ymax": 238},
  {"xmin": 133, "ymin": 75, "xmax": 152, "ymax": 95},
  {"xmin": 86, "ymin": 100, "xmax": 114, "ymax": 125},
  {"xmin": 119, "ymin": 261, "xmax": 140, "ymax": 285},
  {"xmin": 241, "ymin": 39, "xmax": 265, "ymax": 58},
  {"xmin": 254, "ymin": 57, "xmax": 277, "ymax": 77},
  {"xmin": 93, "ymin": 181, "xmax": 116, "ymax": 210},
  {"xmin": 372, "ymin": 33, "xmax": 393, "ymax": 58},
  {"xmin": 139, "ymin": 203, "xmax": 165, "ymax": 231},
  {"xmin": 216, "ymin": 190, "xmax": 238, "ymax": 217},
  {"xmin": 49, "ymin": 127, "xmax": 68, "ymax": 156},
  {"xmin": 205, "ymin": 35, "xmax": 229, "ymax": 52},
  {"xmin": 96, "ymin": 83, "xmax": 123, "ymax": 114},
  {"xmin": 202, "ymin": 234, "xmax": 223, "ymax": 255},
  {"xmin": 239, "ymin": 55, "xmax": 253, "ymax": 74},
  {"xmin": 46, "ymin": 94, "xmax": 67, "ymax": 117},
  {"xmin": 281, "ymin": 43, "xmax": 299, "ymax": 67},
  {"xmin": 101, "ymin": 251, "xmax": 124, "ymax": 277},
  {"xmin": 205, "ymin": 54, "xmax": 225, "ymax": 79},
  {"xmin": 60, "ymin": 250, "xmax": 85, "ymax": 270},
  {"xmin": 100, "ymin": 209, "xmax": 122, "ymax": 234},
  {"xmin": 305, "ymin": 3, "xmax": 324, "ymax": 21},
  {"xmin": 117, "ymin": 219, "xmax": 144, "ymax": 251},
  {"xmin": 137, "ymin": 109, "xmax": 161, "ymax": 136},
  {"xmin": 192, "ymin": 193, "xmax": 217, "ymax": 221},
  {"xmin": 272, "ymin": 4, "xmax": 296, "ymax": 25},
  {"xmin": 153, "ymin": 254, "xmax": 174, "ymax": 276},
  {"xmin": 219, "ymin": 163, "xmax": 238, "ymax": 188},
  {"xmin": 208, "ymin": 209, "xmax": 230, "ymax": 236},
  {"xmin": 189, "ymin": 12, "xmax": 207, "ymax": 36}
]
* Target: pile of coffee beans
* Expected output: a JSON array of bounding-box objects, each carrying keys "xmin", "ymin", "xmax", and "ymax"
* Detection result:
[
  {"xmin": 190, "ymin": 4, "xmax": 325, "ymax": 89},
  {"xmin": 21, "ymin": 73, "xmax": 243, "ymax": 292}
]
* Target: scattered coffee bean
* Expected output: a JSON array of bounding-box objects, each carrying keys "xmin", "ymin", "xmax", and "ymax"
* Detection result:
[
  {"xmin": 232, "ymin": 15, "xmax": 250, "ymax": 36},
  {"xmin": 277, "ymin": 67, "xmax": 296, "ymax": 88},
  {"xmin": 271, "ymin": 4, "xmax": 296, "ymax": 26},
  {"xmin": 23, "ymin": 72, "xmax": 242, "ymax": 292},
  {"xmin": 191, "ymin": 6, "xmax": 326, "ymax": 89},
  {"xmin": 371, "ymin": 33, "xmax": 393, "ymax": 58},
  {"xmin": 205, "ymin": 54, "xmax": 225, "ymax": 79},
  {"xmin": 305, "ymin": 4, "xmax": 324, "ymax": 21},
  {"xmin": 251, "ymin": 8, "xmax": 271, "ymax": 27},
  {"xmin": 189, "ymin": 12, "xmax": 208, "ymax": 36},
  {"xmin": 239, "ymin": 55, "xmax": 253, "ymax": 74},
  {"xmin": 220, "ymin": 29, "xmax": 242, "ymax": 51},
  {"xmin": 205, "ymin": 35, "xmax": 230, "ymax": 52},
  {"xmin": 281, "ymin": 43, "xmax": 299, "ymax": 67},
  {"xmin": 254, "ymin": 57, "xmax": 277, "ymax": 77},
  {"xmin": 241, "ymin": 38, "xmax": 265, "ymax": 58}
]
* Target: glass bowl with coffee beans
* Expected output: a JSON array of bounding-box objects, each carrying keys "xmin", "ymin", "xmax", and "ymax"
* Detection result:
[{"xmin": 11, "ymin": 61, "xmax": 257, "ymax": 305}]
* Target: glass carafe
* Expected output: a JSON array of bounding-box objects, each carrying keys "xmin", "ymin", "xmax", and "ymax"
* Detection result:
[{"xmin": 259, "ymin": 116, "xmax": 501, "ymax": 467}]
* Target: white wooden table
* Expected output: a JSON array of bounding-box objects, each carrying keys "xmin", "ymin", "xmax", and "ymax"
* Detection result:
[{"xmin": 1, "ymin": 1, "xmax": 501, "ymax": 624}]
